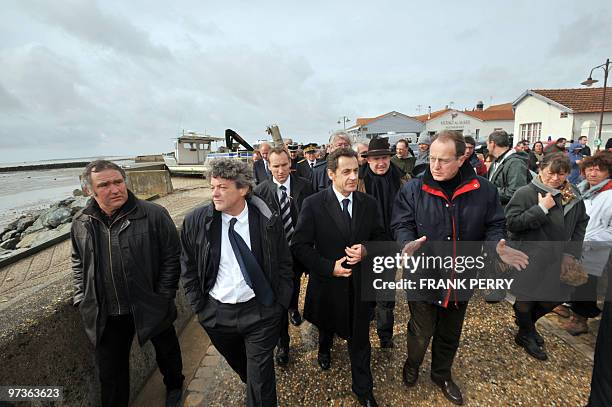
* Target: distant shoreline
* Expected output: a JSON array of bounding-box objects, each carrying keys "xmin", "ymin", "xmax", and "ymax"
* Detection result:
[{"xmin": 0, "ymin": 156, "xmax": 135, "ymax": 172}]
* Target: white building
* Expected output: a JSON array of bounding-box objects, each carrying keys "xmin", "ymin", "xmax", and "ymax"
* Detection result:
[
  {"xmin": 512, "ymin": 88, "xmax": 612, "ymax": 149},
  {"xmin": 346, "ymin": 111, "xmax": 424, "ymax": 142},
  {"xmin": 414, "ymin": 102, "xmax": 515, "ymax": 141}
]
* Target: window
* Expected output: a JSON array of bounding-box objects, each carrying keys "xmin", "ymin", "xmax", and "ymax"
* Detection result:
[
  {"xmin": 560, "ymin": 112, "xmax": 568, "ymax": 118},
  {"xmin": 519, "ymin": 123, "xmax": 542, "ymax": 144}
]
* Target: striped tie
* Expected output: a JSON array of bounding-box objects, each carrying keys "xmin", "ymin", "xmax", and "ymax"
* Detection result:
[{"xmin": 279, "ymin": 185, "xmax": 294, "ymax": 241}]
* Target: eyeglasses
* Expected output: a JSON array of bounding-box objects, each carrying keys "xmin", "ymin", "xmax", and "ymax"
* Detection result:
[{"xmin": 428, "ymin": 156, "xmax": 458, "ymax": 165}]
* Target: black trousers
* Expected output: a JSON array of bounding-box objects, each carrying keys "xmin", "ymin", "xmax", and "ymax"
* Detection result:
[
  {"xmin": 588, "ymin": 270, "xmax": 612, "ymax": 407},
  {"xmin": 278, "ymin": 266, "xmax": 304, "ymax": 348},
  {"xmin": 375, "ymin": 300, "xmax": 395, "ymax": 341},
  {"xmin": 319, "ymin": 329, "xmax": 373, "ymax": 397},
  {"xmin": 405, "ymin": 301, "xmax": 468, "ymax": 381},
  {"xmin": 95, "ymin": 315, "xmax": 184, "ymax": 407},
  {"xmin": 570, "ymin": 274, "xmax": 602, "ymax": 319},
  {"xmin": 200, "ymin": 298, "xmax": 282, "ymax": 407}
]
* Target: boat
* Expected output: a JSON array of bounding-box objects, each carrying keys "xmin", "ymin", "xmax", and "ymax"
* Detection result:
[{"xmin": 163, "ymin": 130, "xmax": 254, "ymax": 176}]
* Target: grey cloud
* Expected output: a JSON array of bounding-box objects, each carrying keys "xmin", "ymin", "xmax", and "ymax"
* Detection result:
[
  {"xmin": 0, "ymin": 84, "xmax": 22, "ymax": 111},
  {"xmin": 20, "ymin": 0, "xmax": 172, "ymax": 60},
  {"xmin": 549, "ymin": 13, "xmax": 612, "ymax": 58}
]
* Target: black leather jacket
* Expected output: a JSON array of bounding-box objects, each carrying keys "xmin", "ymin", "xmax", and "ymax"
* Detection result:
[
  {"xmin": 71, "ymin": 192, "xmax": 181, "ymax": 347},
  {"xmin": 180, "ymin": 195, "xmax": 293, "ymax": 315}
]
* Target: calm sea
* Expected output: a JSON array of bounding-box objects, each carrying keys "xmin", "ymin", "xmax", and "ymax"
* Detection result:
[{"xmin": 0, "ymin": 157, "xmax": 134, "ymax": 229}]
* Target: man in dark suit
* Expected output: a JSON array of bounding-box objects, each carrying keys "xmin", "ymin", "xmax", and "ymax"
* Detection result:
[
  {"xmin": 288, "ymin": 143, "xmax": 300, "ymax": 174},
  {"xmin": 311, "ymin": 132, "xmax": 352, "ymax": 191},
  {"xmin": 180, "ymin": 158, "xmax": 293, "ymax": 407},
  {"xmin": 292, "ymin": 148, "xmax": 387, "ymax": 407},
  {"xmin": 254, "ymin": 147, "xmax": 314, "ymax": 365},
  {"xmin": 253, "ymin": 142, "xmax": 272, "ymax": 184},
  {"xmin": 295, "ymin": 143, "xmax": 321, "ymax": 181}
]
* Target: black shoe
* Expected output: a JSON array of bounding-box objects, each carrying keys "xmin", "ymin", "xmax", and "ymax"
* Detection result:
[
  {"xmin": 513, "ymin": 317, "xmax": 545, "ymax": 346},
  {"xmin": 515, "ymin": 333, "xmax": 548, "ymax": 361},
  {"xmin": 431, "ymin": 376, "xmax": 463, "ymax": 406},
  {"xmin": 165, "ymin": 388, "xmax": 183, "ymax": 407},
  {"xmin": 402, "ymin": 359, "xmax": 419, "ymax": 387},
  {"xmin": 317, "ymin": 350, "xmax": 331, "ymax": 370},
  {"xmin": 275, "ymin": 345, "xmax": 289, "ymax": 366},
  {"xmin": 357, "ymin": 393, "xmax": 379, "ymax": 407},
  {"xmin": 379, "ymin": 338, "xmax": 394, "ymax": 349},
  {"xmin": 289, "ymin": 309, "xmax": 303, "ymax": 326}
]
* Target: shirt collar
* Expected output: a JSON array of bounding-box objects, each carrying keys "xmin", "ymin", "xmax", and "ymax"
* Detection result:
[
  {"xmin": 221, "ymin": 200, "xmax": 249, "ymax": 224},
  {"xmin": 273, "ymin": 175, "xmax": 291, "ymax": 190},
  {"xmin": 332, "ymin": 185, "xmax": 353, "ymax": 205}
]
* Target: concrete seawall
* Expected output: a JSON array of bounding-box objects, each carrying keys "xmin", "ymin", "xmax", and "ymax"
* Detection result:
[{"xmin": 0, "ymin": 185, "xmax": 211, "ymax": 406}]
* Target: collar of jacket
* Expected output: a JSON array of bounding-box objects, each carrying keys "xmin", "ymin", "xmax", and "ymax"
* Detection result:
[
  {"xmin": 578, "ymin": 178, "xmax": 612, "ymax": 199},
  {"xmin": 421, "ymin": 160, "xmax": 480, "ymax": 202},
  {"xmin": 531, "ymin": 176, "xmax": 582, "ymax": 215},
  {"xmin": 79, "ymin": 190, "xmax": 142, "ymax": 221}
]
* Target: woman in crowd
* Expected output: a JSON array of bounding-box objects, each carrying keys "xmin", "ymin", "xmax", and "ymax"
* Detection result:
[
  {"xmin": 563, "ymin": 151, "xmax": 612, "ymax": 335},
  {"xmin": 505, "ymin": 153, "xmax": 589, "ymax": 360},
  {"xmin": 532, "ymin": 141, "xmax": 544, "ymax": 170}
]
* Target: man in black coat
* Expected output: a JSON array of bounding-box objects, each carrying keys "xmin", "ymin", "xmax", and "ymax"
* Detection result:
[
  {"xmin": 296, "ymin": 143, "xmax": 322, "ymax": 181},
  {"xmin": 292, "ymin": 148, "xmax": 387, "ymax": 407},
  {"xmin": 253, "ymin": 142, "xmax": 272, "ymax": 184},
  {"xmin": 71, "ymin": 160, "xmax": 184, "ymax": 407},
  {"xmin": 391, "ymin": 131, "xmax": 528, "ymax": 406},
  {"xmin": 180, "ymin": 158, "xmax": 293, "ymax": 407},
  {"xmin": 254, "ymin": 147, "xmax": 314, "ymax": 365},
  {"xmin": 311, "ymin": 131, "xmax": 352, "ymax": 191},
  {"xmin": 357, "ymin": 137, "xmax": 408, "ymax": 349}
]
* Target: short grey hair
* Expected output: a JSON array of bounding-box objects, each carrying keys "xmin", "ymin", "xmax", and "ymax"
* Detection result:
[
  {"xmin": 210, "ymin": 158, "xmax": 255, "ymax": 194},
  {"xmin": 488, "ymin": 130, "xmax": 510, "ymax": 147},
  {"xmin": 329, "ymin": 130, "xmax": 351, "ymax": 145},
  {"xmin": 81, "ymin": 160, "xmax": 126, "ymax": 193}
]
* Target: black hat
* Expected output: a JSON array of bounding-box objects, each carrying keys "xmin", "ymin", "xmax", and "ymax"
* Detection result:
[
  {"xmin": 288, "ymin": 144, "xmax": 298, "ymax": 151},
  {"xmin": 303, "ymin": 143, "xmax": 318, "ymax": 154},
  {"xmin": 362, "ymin": 137, "xmax": 393, "ymax": 157}
]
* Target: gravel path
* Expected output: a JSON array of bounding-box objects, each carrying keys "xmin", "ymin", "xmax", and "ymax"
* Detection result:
[{"xmin": 196, "ymin": 281, "xmax": 594, "ymax": 407}]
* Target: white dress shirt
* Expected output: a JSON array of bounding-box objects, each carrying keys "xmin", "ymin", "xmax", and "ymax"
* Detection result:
[
  {"xmin": 273, "ymin": 175, "xmax": 291, "ymax": 203},
  {"xmin": 209, "ymin": 202, "xmax": 256, "ymax": 304},
  {"xmin": 332, "ymin": 185, "xmax": 353, "ymax": 217}
]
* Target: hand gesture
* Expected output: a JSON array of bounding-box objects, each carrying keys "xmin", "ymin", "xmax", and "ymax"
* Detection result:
[
  {"xmin": 496, "ymin": 239, "xmax": 529, "ymax": 271},
  {"xmin": 538, "ymin": 192, "xmax": 555, "ymax": 210},
  {"xmin": 333, "ymin": 256, "xmax": 352, "ymax": 277},
  {"xmin": 345, "ymin": 244, "xmax": 364, "ymax": 265},
  {"xmin": 401, "ymin": 236, "xmax": 427, "ymax": 257}
]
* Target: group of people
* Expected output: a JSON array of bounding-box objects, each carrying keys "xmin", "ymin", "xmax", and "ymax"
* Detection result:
[{"xmin": 70, "ymin": 129, "xmax": 612, "ymax": 406}]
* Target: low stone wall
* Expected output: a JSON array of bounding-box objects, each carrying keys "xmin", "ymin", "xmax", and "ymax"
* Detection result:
[
  {"xmin": 0, "ymin": 274, "xmax": 194, "ymax": 406},
  {"xmin": 126, "ymin": 170, "xmax": 174, "ymax": 197}
]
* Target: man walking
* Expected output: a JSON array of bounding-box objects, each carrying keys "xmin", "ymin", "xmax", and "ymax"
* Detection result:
[
  {"xmin": 254, "ymin": 147, "xmax": 314, "ymax": 365},
  {"xmin": 292, "ymin": 148, "xmax": 387, "ymax": 406},
  {"xmin": 71, "ymin": 160, "xmax": 184, "ymax": 407},
  {"xmin": 296, "ymin": 143, "xmax": 321, "ymax": 181},
  {"xmin": 392, "ymin": 131, "xmax": 528, "ymax": 405},
  {"xmin": 254, "ymin": 142, "xmax": 272, "ymax": 184},
  {"xmin": 391, "ymin": 139, "xmax": 416, "ymax": 175},
  {"xmin": 180, "ymin": 158, "xmax": 293, "ymax": 407}
]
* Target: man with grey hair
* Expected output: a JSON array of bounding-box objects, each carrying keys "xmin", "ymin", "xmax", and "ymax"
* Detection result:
[
  {"xmin": 71, "ymin": 160, "xmax": 184, "ymax": 407},
  {"xmin": 180, "ymin": 158, "xmax": 293, "ymax": 407},
  {"xmin": 312, "ymin": 131, "xmax": 352, "ymax": 191},
  {"xmin": 354, "ymin": 142, "xmax": 369, "ymax": 167}
]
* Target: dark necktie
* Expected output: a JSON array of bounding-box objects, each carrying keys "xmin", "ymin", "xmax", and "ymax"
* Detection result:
[
  {"xmin": 228, "ymin": 218, "xmax": 275, "ymax": 306},
  {"xmin": 342, "ymin": 198, "xmax": 351, "ymax": 233},
  {"xmin": 310, "ymin": 162, "xmax": 314, "ymax": 169},
  {"xmin": 279, "ymin": 185, "xmax": 294, "ymax": 241}
]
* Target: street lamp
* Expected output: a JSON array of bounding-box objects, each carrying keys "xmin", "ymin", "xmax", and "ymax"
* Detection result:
[
  {"xmin": 581, "ymin": 58, "xmax": 610, "ymax": 151},
  {"xmin": 337, "ymin": 116, "xmax": 351, "ymax": 130}
]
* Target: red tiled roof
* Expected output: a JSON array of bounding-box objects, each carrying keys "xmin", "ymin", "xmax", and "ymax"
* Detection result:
[
  {"xmin": 413, "ymin": 103, "xmax": 514, "ymax": 122},
  {"xmin": 531, "ymin": 88, "xmax": 612, "ymax": 113},
  {"xmin": 349, "ymin": 111, "xmax": 409, "ymax": 129}
]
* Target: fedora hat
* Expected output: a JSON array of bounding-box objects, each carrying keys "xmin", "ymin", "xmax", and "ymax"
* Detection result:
[{"xmin": 362, "ymin": 137, "xmax": 393, "ymax": 157}]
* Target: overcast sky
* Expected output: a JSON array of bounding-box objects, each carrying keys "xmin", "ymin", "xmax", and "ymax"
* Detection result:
[{"xmin": 1, "ymin": 0, "xmax": 611, "ymax": 161}]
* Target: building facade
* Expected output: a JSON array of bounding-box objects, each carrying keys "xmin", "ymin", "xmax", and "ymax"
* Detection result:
[
  {"xmin": 513, "ymin": 88, "xmax": 612, "ymax": 150},
  {"xmin": 346, "ymin": 111, "xmax": 424, "ymax": 142},
  {"xmin": 414, "ymin": 102, "xmax": 515, "ymax": 141}
]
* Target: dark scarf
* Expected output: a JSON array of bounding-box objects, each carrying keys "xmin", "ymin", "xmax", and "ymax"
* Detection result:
[{"xmin": 363, "ymin": 164, "xmax": 403, "ymax": 236}]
